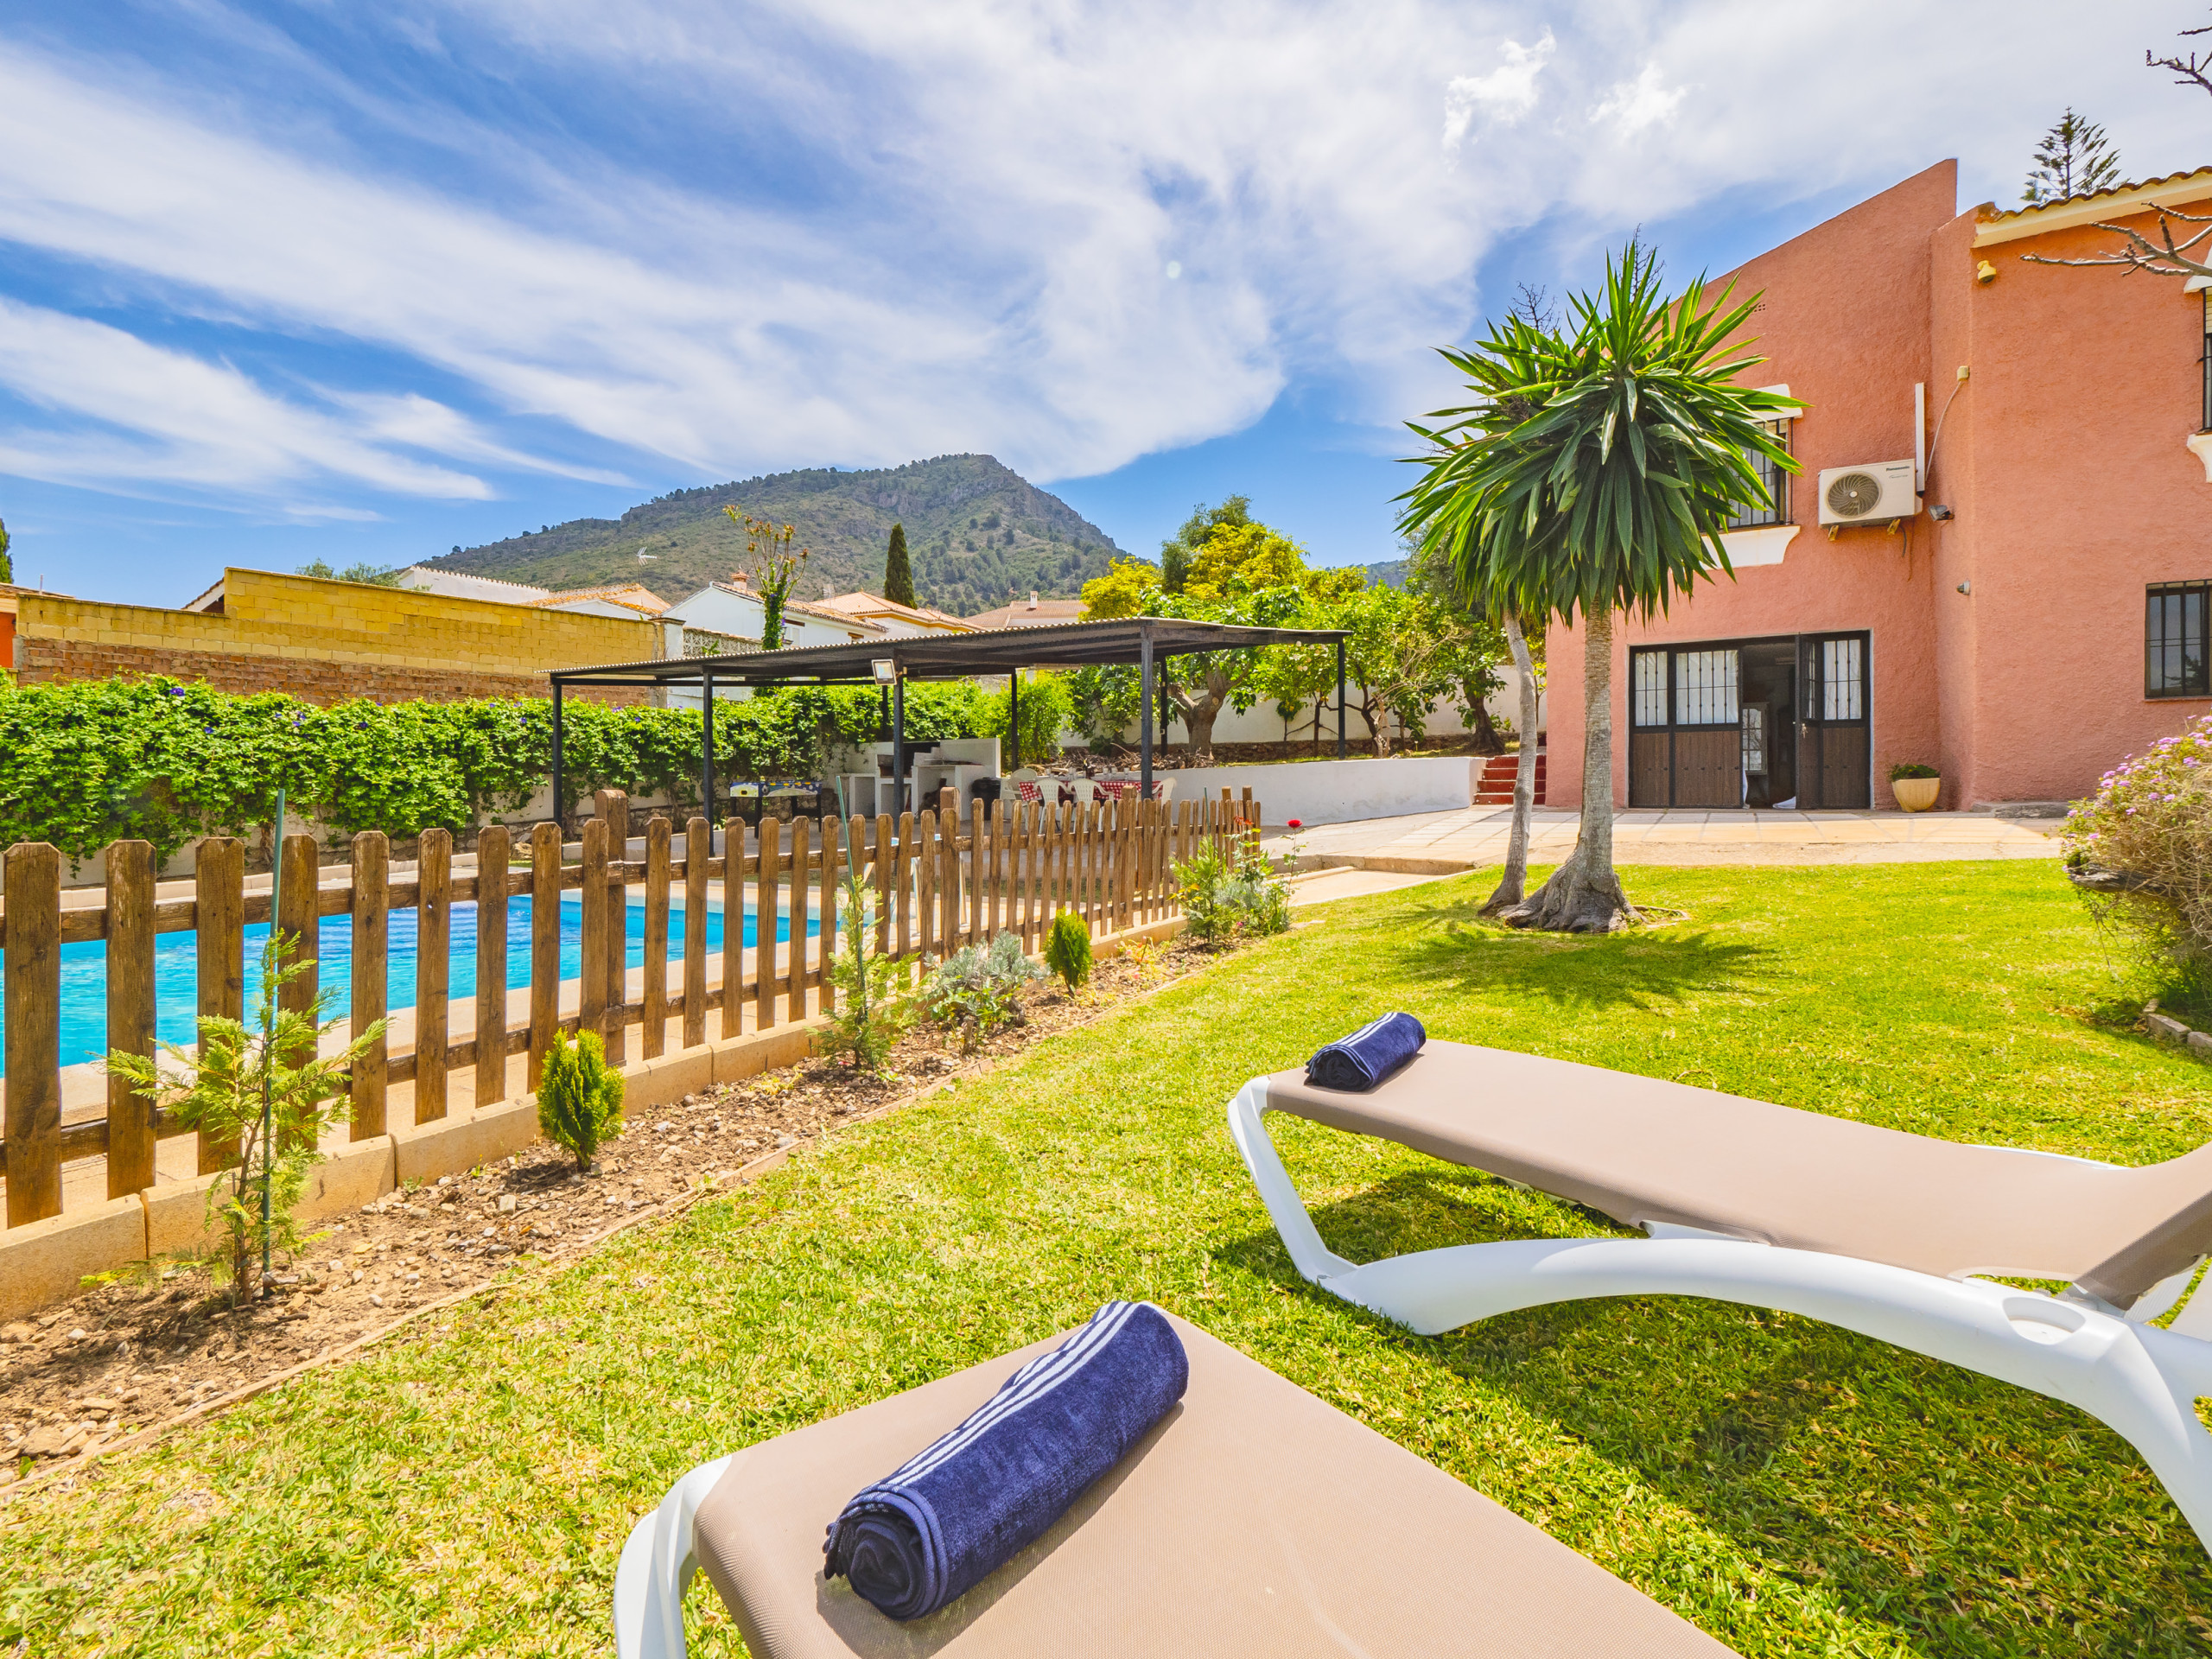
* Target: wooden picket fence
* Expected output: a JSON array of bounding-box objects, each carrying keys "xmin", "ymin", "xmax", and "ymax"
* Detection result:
[{"xmin": 0, "ymin": 786, "xmax": 1261, "ymax": 1228}]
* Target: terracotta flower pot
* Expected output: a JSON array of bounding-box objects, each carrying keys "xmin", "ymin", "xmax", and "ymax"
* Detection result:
[{"xmin": 1891, "ymin": 776, "xmax": 1940, "ymax": 812}]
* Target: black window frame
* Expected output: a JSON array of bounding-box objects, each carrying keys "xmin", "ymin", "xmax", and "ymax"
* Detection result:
[
  {"xmin": 2147, "ymin": 581, "xmax": 2211, "ymax": 700},
  {"xmin": 1725, "ymin": 418, "xmax": 1791, "ymax": 531}
]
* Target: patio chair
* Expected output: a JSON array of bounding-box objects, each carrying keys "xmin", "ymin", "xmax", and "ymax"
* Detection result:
[
  {"xmin": 614, "ymin": 1312, "xmax": 1737, "ymax": 1658},
  {"xmin": 1227, "ymin": 1040, "xmax": 2212, "ymax": 1558}
]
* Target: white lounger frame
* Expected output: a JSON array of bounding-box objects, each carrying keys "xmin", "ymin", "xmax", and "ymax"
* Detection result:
[
  {"xmin": 615, "ymin": 1452, "xmax": 733, "ymax": 1659},
  {"xmin": 1228, "ymin": 1078, "xmax": 2212, "ymax": 1559}
]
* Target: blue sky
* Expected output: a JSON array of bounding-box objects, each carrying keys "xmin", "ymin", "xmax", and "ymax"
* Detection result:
[{"xmin": 2, "ymin": 2, "xmax": 2205, "ymax": 601}]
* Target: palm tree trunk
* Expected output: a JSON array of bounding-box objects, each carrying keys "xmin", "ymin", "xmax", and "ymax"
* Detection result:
[
  {"xmin": 1500, "ymin": 607, "xmax": 1636, "ymax": 932},
  {"xmin": 1481, "ymin": 613, "xmax": 1540, "ymax": 914}
]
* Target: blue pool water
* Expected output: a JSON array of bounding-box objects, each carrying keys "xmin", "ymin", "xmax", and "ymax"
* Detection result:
[{"xmin": 10, "ymin": 896, "xmax": 811, "ymax": 1074}]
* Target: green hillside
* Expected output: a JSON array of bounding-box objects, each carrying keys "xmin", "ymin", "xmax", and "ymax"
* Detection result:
[{"xmin": 421, "ymin": 454, "xmax": 1124, "ymax": 618}]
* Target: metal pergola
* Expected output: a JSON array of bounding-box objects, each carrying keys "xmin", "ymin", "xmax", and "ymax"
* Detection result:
[{"xmin": 547, "ymin": 617, "xmax": 1351, "ymax": 821}]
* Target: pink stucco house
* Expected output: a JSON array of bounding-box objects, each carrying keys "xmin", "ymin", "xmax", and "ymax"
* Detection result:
[{"xmin": 1545, "ymin": 159, "xmax": 2212, "ymax": 812}]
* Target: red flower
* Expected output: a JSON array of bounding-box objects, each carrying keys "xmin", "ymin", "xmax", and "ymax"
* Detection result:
[{"xmin": 1287, "ymin": 818, "xmax": 1303, "ymax": 829}]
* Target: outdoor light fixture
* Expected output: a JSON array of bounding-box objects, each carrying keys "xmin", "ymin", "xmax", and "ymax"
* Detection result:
[
  {"xmin": 1929, "ymin": 505, "xmax": 1955, "ymax": 521},
  {"xmin": 871, "ymin": 658, "xmax": 897, "ymax": 683}
]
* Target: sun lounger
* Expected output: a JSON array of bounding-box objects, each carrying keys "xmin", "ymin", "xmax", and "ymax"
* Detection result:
[
  {"xmin": 1228, "ymin": 1039, "xmax": 2212, "ymax": 1557},
  {"xmin": 614, "ymin": 1312, "xmax": 1738, "ymax": 1658}
]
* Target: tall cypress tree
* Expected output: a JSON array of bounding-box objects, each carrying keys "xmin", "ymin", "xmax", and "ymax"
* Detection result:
[
  {"xmin": 0, "ymin": 515, "xmax": 10, "ymax": 584},
  {"xmin": 883, "ymin": 521, "xmax": 916, "ymax": 607}
]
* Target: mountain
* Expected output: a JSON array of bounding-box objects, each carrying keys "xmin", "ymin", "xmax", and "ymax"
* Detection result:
[
  {"xmin": 1363, "ymin": 557, "xmax": 1412, "ymax": 589},
  {"xmin": 421, "ymin": 454, "xmax": 1125, "ymax": 617}
]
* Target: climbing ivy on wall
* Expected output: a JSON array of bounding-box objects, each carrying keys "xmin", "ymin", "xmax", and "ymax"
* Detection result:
[{"xmin": 0, "ymin": 677, "xmax": 996, "ymax": 864}]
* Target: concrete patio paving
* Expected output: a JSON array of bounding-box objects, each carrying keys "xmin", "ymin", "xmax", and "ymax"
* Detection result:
[{"xmin": 1266, "ymin": 805, "xmax": 2066, "ymax": 875}]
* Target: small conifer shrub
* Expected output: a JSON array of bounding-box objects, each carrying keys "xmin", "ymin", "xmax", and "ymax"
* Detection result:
[
  {"xmin": 538, "ymin": 1028, "xmax": 626, "ymax": 1170},
  {"xmin": 1043, "ymin": 910, "xmax": 1092, "ymax": 990}
]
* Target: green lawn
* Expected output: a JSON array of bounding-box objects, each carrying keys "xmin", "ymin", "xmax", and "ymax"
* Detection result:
[{"xmin": 6, "ymin": 860, "xmax": 2211, "ymax": 1656}]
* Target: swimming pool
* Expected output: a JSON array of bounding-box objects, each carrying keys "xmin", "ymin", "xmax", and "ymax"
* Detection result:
[{"xmin": 10, "ymin": 895, "xmax": 811, "ymax": 1075}]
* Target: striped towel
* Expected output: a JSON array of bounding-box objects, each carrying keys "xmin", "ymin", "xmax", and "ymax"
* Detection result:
[
  {"xmin": 823, "ymin": 1301, "xmax": 1189, "ymax": 1620},
  {"xmin": 1306, "ymin": 1011, "xmax": 1427, "ymax": 1091}
]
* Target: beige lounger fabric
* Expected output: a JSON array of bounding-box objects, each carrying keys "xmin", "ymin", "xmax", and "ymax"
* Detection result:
[
  {"xmin": 691, "ymin": 1313, "xmax": 1734, "ymax": 1657},
  {"xmin": 1264, "ymin": 1040, "xmax": 2212, "ymax": 1305}
]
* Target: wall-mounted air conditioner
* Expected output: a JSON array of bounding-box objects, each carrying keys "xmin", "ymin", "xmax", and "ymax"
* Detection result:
[{"xmin": 1817, "ymin": 461, "xmax": 1918, "ymax": 526}]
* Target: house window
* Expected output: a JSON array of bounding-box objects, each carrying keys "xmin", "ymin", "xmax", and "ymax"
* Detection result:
[
  {"xmin": 2202, "ymin": 292, "xmax": 2210, "ymax": 434},
  {"xmin": 1820, "ymin": 638, "xmax": 1865, "ymax": 721},
  {"xmin": 1631, "ymin": 649, "xmax": 1669, "ymax": 727},
  {"xmin": 2147, "ymin": 581, "xmax": 2210, "ymax": 698},
  {"xmin": 1674, "ymin": 649, "xmax": 1739, "ymax": 726},
  {"xmin": 1726, "ymin": 419, "xmax": 1791, "ymax": 529}
]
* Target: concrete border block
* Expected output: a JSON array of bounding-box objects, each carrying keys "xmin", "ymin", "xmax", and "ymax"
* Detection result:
[
  {"xmin": 143, "ymin": 1172, "xmax": 225, "ymax": 1259},
  {"xmin": 0, "ymin": 1197, "xmax": 148, "ymax": 1324},
  {"xmin": 632, "ymin": 1049, "xmax": 715, "ymax": 1109},
  {"xmin": 393, "ymin": 1102, "xmax": 541, "ymax": 1187},
  {"xmin": 301, "ymin": 1135, "xmax": 398, "ymax": 1221},
  {"xmin": 709, "ymin": 1023, "xmax": 821, "ymax": 1086}
]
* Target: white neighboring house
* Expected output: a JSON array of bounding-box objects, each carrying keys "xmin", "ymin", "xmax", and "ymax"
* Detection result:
[
  {"xmin": 817, "ymin": 591, "xmax": 974, "ymax": 639},
  {"xmin": 396, "ymin": 567, "xmax": 556, "ymax": 605},
  {"xmin": 662, "ymin": 578, "xmax": 890, "ymax": 712}
]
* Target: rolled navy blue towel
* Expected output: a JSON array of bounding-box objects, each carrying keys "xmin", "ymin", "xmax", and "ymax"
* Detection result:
[
  {"xmin": 823, "ymin": 1300, "xmax": 1189, "ymax": 1621},
  {"xmin": 1306, "ymin": 1011, "xmax": 1427, "ymax": 1091}
]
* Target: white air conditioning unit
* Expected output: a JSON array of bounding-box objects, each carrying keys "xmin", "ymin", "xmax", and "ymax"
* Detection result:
[{"xmin": 1817, "ymin": 461, "xmax": 1918, "ymax": 526}]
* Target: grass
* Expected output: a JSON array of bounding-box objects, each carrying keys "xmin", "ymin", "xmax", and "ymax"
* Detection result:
[{"xmin": 5, "ymin": 859, "xmax": 2211, "ymax": 1656}]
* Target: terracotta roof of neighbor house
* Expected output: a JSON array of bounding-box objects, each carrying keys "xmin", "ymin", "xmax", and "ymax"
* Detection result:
[
  {"xmin": 708, "ymin": 581, "xmax": 887, "ymax": 633},
  {"xmin": 528, "ymin": 582, "xmax": 670, "ymax": 615},
  {"xmin": 817, "ymin": 590, "xmax": 974, "ymax": 631},
  {"xmin": 1974, "ymin": 164, "xmax": 2212, "ymax": 245},
  {"xmin": 961, "ymin": 594, "xmax": 1087, "ymax": 629}
]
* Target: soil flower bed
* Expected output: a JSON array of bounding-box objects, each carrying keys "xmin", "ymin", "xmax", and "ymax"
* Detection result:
[{"xmin": 0, "ymin": 932, "xmax": 1211, "ymax": 1486}]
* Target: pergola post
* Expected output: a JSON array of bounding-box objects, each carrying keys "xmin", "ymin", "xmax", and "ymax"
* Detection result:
[
  {"xmin": 1336, "ymin": 639, "xmax": 1348, "ymax": 760},
  {"xmin": 1009, "ymin": 670, "xmax": 1021, "ymax": 771},
  {"xmin": 551, "ymin": 680, "xmax": 566, "ymax": 832},
  {"xmin": 1159, "ymin": 664, "xmax": 1170, "ymax": 757},
  {"xmin": 892, "ymin": 662, "xmax": 906, "ymax": 819},
  {"xmin": 1139, "ymin": 626, "xmax": 1154, "ymax": 801},
  {"xmin": 701, "ymin": 671, "xmax": 716, "ymax": 827}
]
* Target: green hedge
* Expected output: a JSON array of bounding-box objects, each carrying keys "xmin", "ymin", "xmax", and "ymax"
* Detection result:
[{"xmin": 0, "ymin": 677, "xmax": 1017, "ymax": 864}]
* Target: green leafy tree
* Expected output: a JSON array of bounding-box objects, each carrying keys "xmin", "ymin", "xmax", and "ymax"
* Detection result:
[
  {"xmin": 1157, "ymin": 495, "xmax": 1252, "ymax": 593},
  {"xmin": 726, "ymin": 510, "xmax": 810, "ymax": 649},
  {"xmin": 105, "ymin": 933, "xmax": 380, "ymax": 1302},
  {"xmin": 883, "ymin": 522, "xmax": 916, "ymax": 607},
  {"xmin": 2023, "ymin": 109, "xmax": 2122, "ymax": 205},
  {"xmin": 296, "ymin": 559, "xmax": 404, "ymax": 587},
  {"xmin": 1401, "ymin": 238, "xmax": 1798, "ymax": 932},
  {"xmin": 537, "ymin": 1028, "xmax": 625, "ymax": 1170}
]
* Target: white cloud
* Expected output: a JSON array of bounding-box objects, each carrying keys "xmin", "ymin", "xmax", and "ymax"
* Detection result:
[
  {"xmin": 0, "ymin": 1, "xmax": 2208, "ymax": 512},
  {"xmin": 1446, "ymin": 30, "xmax": 1556, "ymax": 151},
  {"xmin": 1591, "ymin": 64, "xmax": 1684, "ymax": 137}
]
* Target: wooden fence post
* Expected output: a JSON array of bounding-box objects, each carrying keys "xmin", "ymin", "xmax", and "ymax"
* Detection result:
[
  {"xmin": 819, "ymin": 816, "xmax": 841, "ymax": 1015},
  {"xmin": 416, "ymin": 828, "xmax": 451, "ymax": 1124},
  {"xmin": 756, "ymin": 816, "xmax": 781, "ymax": 1033},
  {"xmin": 477, "ymin": 823, "xmax": 511, "ymax": 1104},
  {"xmin": 105, "ymin": 840, "xmax": 158, "ymax": 1198},
  {"xmin": 642, "ymin": 817, "xmax": 671, "ymax": 1060},
  {"xmin": 596, "ymin": 791, "xmax": 630, "ymax": 1065},
  {"xmin": 788, "ymin": 815, "xmax": 811, "ymax": 1020},
  {"xmin": 194, "ymin": 837, "xmax": 245, "ymax": 1173},
  {"xmin": 938, "ymin": 788, "xmax": 962, "ymax": 949},
  {"xmin": 277, "ymin": 832, "xmax": 320, "ymax": 1084},
  {"xmin": 874, "ymin": 812, "xmax": 893, "ymax": 959},
  {"xmin": 897, "ymin": 810, "xmax": 915, "ymax": 965},
  {"xmin": 915, "ymin": 808, "xmax": 937, "ymax": 969},
  {"xmin": 347, "ymin": 832, "xmax": 387, "ymax": 1139},
  {"xmin": 529, "ymin": 823, "xmax": 561, "ymax": 1086},
  {"xmin": 3, "ymin": 842, "xmax": 61, "ymax": 1225},
  {"xmin": 580, "ymin": 817, "xmax": 610, "ymax": 1046},
  {"xmin": 683, "ymin": 816, "xmax": 709, "ymax": 1049},
  {"xmin": 721, "ymin": 821, "xmax": 745, "ymax": 1039}
]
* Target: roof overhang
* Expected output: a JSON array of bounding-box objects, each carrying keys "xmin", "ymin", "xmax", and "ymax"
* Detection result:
[
  {"xmin": 548, "ymin": 617, "xmax": 1348, "ymax": 690},
  {"xmin": 1974, "ymin": 167, "xmax": 2212, "ymax": 247}
]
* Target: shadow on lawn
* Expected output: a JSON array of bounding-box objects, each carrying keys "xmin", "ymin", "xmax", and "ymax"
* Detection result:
[
  {"xmin": 1378, "ymin": 895, "xmax": 1776, "ymax": 1014},
  {"xmin": 1215, "ymin": 1167, "xmax": 2212, "ymax": 1654}
]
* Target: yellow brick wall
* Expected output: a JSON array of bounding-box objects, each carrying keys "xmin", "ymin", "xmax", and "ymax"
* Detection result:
[{"xmin": 19, "ymin": 568, "xmax": 658, "ymax": 677}]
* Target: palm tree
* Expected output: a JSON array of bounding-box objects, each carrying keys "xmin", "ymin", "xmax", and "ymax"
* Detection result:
[{"xmin": 1400, "ymin": 239, "xmax": 1798, "ymax": 931}]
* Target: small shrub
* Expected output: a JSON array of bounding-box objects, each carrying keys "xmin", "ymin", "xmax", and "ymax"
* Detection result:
[
  {"xmin": 2064, "ymin": 715, "xmax": 2212, "ymax": 1015},
  {"xmin": 1176, "ymin": 836, "xmax": 1293, "ymax": 945},
  {"xmin": 920, "ymin": 931, "xmax": 1043, "ymax": 1051},
  {"xmin": 1888, "ymin": 761, "xmax": 1939, "ymax": 781},
  {"xmin": 828, "ymin": 867, "xmax": 911, "ymax": 1071},
  {"xmin": 1043, "ymin": 910, "xmax": 1093, "ymax": 990},
  {"xmin": 105, "ymin": 931, "xmax": 378, "ymax": 1304},
  {"xmin": 538, "ymin": 1028, "xmax": 626, "ymax": 1170}
]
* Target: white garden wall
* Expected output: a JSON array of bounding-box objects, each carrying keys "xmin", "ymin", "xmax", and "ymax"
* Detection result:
[{"xmin": 1158, "ymin": 756, "xmax": 1475, "ymax": 826}]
